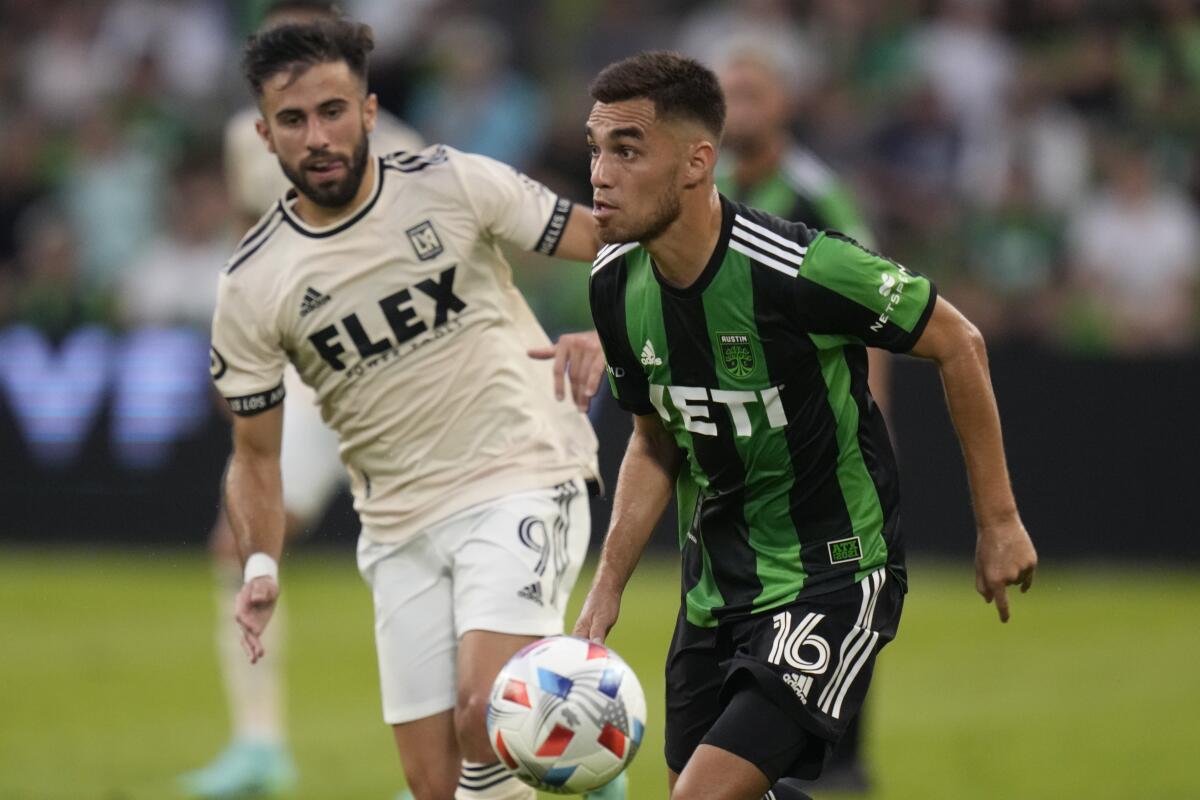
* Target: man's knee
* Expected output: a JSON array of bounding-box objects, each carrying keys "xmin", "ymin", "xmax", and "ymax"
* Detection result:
[
  {"xmin": 404, "ymin": 763, "xmax": 458, "ymax": 800},
  {"xmin": 454, "ymin": 685, "xmax": 491, "ymax": 745}
]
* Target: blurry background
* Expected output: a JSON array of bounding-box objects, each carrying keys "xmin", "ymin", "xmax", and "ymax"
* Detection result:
[{"xmin": 0, "ymin": 1, "xmax": 1197, "ymax": 798}]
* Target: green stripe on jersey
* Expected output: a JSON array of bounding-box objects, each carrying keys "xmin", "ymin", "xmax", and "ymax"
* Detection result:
[
  {"xmin": 702, "ymin": 250, "xmax": 805, "ymax": 613},
  {"xmin": 621, "ymin": 251, "xmax": 725, "ymax": 623},
  {"xmin": 801, "ymin": 233, "xmax": 931, "ymax": 333},
  {"xmin": 809, "ymin": 334, "xmax": 888, "ymax": 578}
]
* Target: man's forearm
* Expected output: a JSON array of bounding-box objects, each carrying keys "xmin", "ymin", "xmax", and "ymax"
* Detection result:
[
  {"xmin": 937, "ymin": 331, "xmax": 1018, "ymax": 526},
  {"xmin": 594, "ymin": 428, "xmax": 680, "ymax": 591},
  {"xmin": 224, "ymin": 452, "xmax": 286, "ymax": 562}
]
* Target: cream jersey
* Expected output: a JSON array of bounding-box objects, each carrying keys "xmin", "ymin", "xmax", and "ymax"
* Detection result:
[
  {"xmin": 224, "ymin": 105, "xmax": 425, "ymax": 217},
  {"xmin": 210, "ymin": 145, "xmax": 598, "ymax": 541}
]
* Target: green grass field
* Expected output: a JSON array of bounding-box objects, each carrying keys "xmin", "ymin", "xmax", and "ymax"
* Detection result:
[{"xmin": 1, "ymin": 548, "xmax": 1197, "ymax": 799}]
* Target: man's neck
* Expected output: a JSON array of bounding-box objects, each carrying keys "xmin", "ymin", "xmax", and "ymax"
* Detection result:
[
  {"xmin": 644, "ymin": 186, "xmax": 723, "ymax": 290},
  {"xmin": 293, "ymin": 156, "xmax": 376, "ymax": 228},
  {"xmin": 731, "ymin": 133, "xmax": 787, "ymax": 190}
]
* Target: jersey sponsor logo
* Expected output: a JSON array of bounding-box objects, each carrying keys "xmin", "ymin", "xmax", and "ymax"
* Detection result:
[
  {"xmin": 827, "ymin": 536, "xmax": 863, "ymax": 564},
  {"xmin": 405, "ymin": 220, "xmax": 444, "ymax": 261},
  {"xmin": 649, "ymin": 383, "xmax": 788, "ymax": 438},
  {"xmin": 717, "ymin": 332, "xmax": 755, "ymax": 379},
  {"xmin": 299, "ymin": 286, "xmax": 332, "ymax": 317},
  {"xmin": 307, "ymin": 266, "xmax": 467, "ymax": 371},
  {"xmin": 209, "ymin": 346, "xmax": 227, "ymax": 380},
  {"xmin": 639, "ymin": 339, "xmax": 663, "ymax": 366},
  {"xmin": 870, "ymin": 265, "xmax": 912, "ymax": 333}
]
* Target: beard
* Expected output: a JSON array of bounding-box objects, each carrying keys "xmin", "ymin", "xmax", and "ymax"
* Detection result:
[
  {"xmin": 599, "ymin": 183, "xmax": 683, "ymax": 245},
  {"xmin": 281, "ymin": 131, "xmax": 370, "ymax": 209}
]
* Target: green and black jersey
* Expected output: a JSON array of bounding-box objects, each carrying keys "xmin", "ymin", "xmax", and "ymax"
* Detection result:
[
  {"xmin": 716, "ymin": 144, "xmax": 873, "ymax": 246},
  {"xmin": 590, "ymin": 196, "xmax": 936, "ymax": 628}
]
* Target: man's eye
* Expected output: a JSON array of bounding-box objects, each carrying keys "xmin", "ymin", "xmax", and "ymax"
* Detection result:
[{"xmin": 619, "ymin": 147, "xmax": 635, "ymax": 159}]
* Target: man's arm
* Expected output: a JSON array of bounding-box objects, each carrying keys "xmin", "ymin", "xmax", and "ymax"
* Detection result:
[
  {"xmin": 551, "ymin": 204, "xmax": 600, "ymax": 263},
  {"xmin": 910, "ymin": 297, "xmax": 1037, "ymax": 622},
  {"xmin": 225, "ymin": 404, "xmax": 286, "ymax": 661},
  {"xmin": 574, "ymin": 413, "xmax": 682, "ymax": 642}
]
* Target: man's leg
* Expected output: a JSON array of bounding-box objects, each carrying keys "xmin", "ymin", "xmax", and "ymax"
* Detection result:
[
  {"xmin": 180, "ymin": 512, "xmax": 294, "ymax": 798},
  {"xmin": 449, "ymin": 479, "xmax": 622, "ymax": 800},
  {"xmin": 392, "ymin": 710, "xmax": 461, "ymax": 799},
  {"xmin": 671, "ymin": 677, "xmax": 815, "ymax": 800},
  {"xmin": 454, "ymin": 630, "xmax": 540, "ymax": 800}
]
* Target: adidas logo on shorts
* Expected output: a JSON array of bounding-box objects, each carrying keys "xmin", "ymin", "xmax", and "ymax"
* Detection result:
[
  {"xmin": 517, "ymin": 582, "xmax": 543, "ymax": 606},
  {"xmin": 783, "ymin": 672, "xmax": 814, "ymax": 703}
]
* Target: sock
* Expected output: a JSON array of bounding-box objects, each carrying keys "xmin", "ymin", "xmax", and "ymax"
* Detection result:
[
  {"xmin": 215, "ymin": 562, "xmax": 286, "ymax": 744},
  {"xmin": 455, "ymin": 761, "xmax": 535, "ymax": 800},
  {"xmin": 764, "ymin": 780, "xmax": 814, "ymax": 800}
]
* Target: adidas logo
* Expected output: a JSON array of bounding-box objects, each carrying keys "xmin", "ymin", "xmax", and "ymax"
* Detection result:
[
  {"xmin": 299, "ymin": 286, "xmax": 331, "ymax": 317},
  {"xmin": 517, "ymin": 582, "xmax": 543, "ymax": 606},
  {"xmin": 640, "ymin": 339, "xmax": 663, "ymax": 366}
]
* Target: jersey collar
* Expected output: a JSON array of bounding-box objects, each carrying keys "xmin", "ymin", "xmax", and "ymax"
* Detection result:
[
  {"xmin": 280, "ymin": 155, "xmax": 385, "ymax": 239},
  {"xmin": 649, "ymin": 193, "xmax": 735, "ymax": 299}
]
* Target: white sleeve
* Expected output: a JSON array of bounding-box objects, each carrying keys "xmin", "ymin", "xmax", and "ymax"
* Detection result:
[
  {"xmin": 451, "ymin": 149, "xmax": 573, "ymax": 255},
  {"xmin": 210, "ymin": 273, "xmax": 288, "ymax": 416}
]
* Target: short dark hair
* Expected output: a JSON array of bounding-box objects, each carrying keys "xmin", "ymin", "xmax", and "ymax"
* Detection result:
[
  {"xmin": 242, "ymin": 18, "xmax": 373, "ymax": 97},
  {"xmin": 590, "ymin": 51, "xmax": 725, "ymax": 138}
]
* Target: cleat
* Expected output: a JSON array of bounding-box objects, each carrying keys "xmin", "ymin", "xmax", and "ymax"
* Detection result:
[{"xmin": 178, "ymin": 739, "xmax": 296, "ymax": 798}]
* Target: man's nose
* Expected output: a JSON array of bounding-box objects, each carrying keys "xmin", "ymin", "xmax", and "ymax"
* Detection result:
[
  {"xmin": 591, "ymin": 153, "xmax": 612, "ymax": 189},
  {"xmin": 305, "ymin": 118, "xmax": 331, "ymax": 151}
]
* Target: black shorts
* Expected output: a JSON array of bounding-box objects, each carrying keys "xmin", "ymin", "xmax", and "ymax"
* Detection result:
[{"xmin": 665, "ymin": 568, "xmax": 904, "ymax": 781}]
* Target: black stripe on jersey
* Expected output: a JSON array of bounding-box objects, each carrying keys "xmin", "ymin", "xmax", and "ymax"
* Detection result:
[
  {"xmin": 225, "ymin": 209, "xmax": 285, "ymax": 274},
  {"xmin": 534, "ymin": 196, "xmax": 572, "ymax": 256},
  {"xmin": 224, "ymin": 381, "xmax": 285, "ymax": 416},
  {"xmin": 589, "ymin": 254, "xmax": 653, "ymax": 415},
  {"xmin": 660, "ymin": 279, "xmax": 762, "ymax": 616},
  {"xmin": 281, "ymin": 158, "xmax": 387, "ymax": 239},
  {"xmin": 747, "ymin": 219, "xmax": 858, "ymax": 587}
]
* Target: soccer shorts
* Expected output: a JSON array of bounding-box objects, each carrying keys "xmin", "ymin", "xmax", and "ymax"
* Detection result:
[
  {"xmin": 280, "ymin": 367, "xmax": 344, "ymax": 525},
  {"xmin": 665, "ymin": 567, "xmax": 903, "ymax": 781},
  {"xmin": 356, "ymin": 478, "xmax": 591, "ymax": 724}
]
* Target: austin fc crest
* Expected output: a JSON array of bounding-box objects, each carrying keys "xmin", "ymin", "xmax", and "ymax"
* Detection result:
[
  {"xmin": 406, "ymin": 220, "xmax": 444, "ymax": 261},
  {"xmin": 718, "ymin": 332, "xmax": 755, "ymax": 379}
]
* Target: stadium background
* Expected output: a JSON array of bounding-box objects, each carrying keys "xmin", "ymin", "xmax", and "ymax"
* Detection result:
[{"xmin": 1, "ymin": 0, "xmax": 1197, "ymax": 798}]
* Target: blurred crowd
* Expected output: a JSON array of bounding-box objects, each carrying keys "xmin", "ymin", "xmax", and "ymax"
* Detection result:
[{"xmin": 1, "ymin": 0, "xmax": 1199, "ymax": 354}]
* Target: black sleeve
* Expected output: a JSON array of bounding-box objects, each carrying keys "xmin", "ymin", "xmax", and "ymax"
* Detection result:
[{"xmin": 589, "ymin": 259, "xmax": 654, "ymax": 415}]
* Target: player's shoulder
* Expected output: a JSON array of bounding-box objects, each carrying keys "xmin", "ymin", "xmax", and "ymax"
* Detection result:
[
  {"xmin": 221, "ymin": 202, "xmax": 288, "ymax": 279},
  {"xmin": 727, "ymin": 198, "xmax": 817, "ymax": 277},
  {"xmin": 380, "ymin": 143, "xmax": 451, "ymax": 174},
  {"xmin": 589, "ymin": 241, "xmax": 641, "ymax": 283}
]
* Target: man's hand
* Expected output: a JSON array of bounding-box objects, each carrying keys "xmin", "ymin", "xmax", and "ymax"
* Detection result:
[
  {"xmin": 235, "ymin": 576, "xmax": 279, "ymax": 663},
  {"xmin": 975, "ymin": 516, "xmax": 1037, "ymax": 623},
  {"xmin": 528, "ymin": 330, "xmax": 605, "ymax": 412},
  {"xmin": 572, "ymin": 581, "xmax": 623, "ymax": 643}
]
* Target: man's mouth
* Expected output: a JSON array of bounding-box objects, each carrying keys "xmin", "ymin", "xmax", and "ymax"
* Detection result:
[
  {"xmin": 593, "ymin": 199, "xmax": 618, "ymax": 220},
  {"xmin": 306, "ymin": 158, "xmax": 347, "ymax": 179}
]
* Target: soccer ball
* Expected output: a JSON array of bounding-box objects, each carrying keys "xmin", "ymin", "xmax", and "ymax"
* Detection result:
[{"xmin": 486, "ymin": 635, "xmax": 647, "ymax": 794}]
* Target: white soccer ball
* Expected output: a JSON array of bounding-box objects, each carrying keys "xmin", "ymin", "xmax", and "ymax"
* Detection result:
[{"xmin": 486, "ymin": 635, "xmax": 647, "ymax": 794}]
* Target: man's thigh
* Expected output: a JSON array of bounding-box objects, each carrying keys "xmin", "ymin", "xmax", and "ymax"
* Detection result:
[
  {"xmin": 448, "ymin": 478, "xmax": 590, "ymax": 638},
  {"xmin": 357, "ymin": 534, "xmax": 457, "ymax": 725},
  {"xmin": 664, "ymin": 608, "xmax": 726, "ymax": 776}
]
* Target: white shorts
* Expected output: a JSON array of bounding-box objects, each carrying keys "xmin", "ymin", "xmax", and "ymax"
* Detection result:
[
  {"xmin": 356, "ymin": 478, "xmax": 591, "ymax": 725},
  {"xmin": 280, "ymin": 368, "xmax": 345, "ymax": 525}
]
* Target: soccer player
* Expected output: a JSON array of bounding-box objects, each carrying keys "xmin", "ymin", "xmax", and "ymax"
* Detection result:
[
  {"xmin": 715, "ymin": 46, "xmax": 885, "ymax": 794},
  {"xmin": 211, "ymin": 19, "xmax": 622, "ymax": 800},
  {"xmin": 575, "ymin": 52, "xmax": 1038, "ymax": 800},
  {"xmin": 181, "ymin": 3, "xmax": 425, "ymax": 797}
]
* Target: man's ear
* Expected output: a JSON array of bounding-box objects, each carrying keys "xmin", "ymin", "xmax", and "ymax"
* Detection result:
[
  {"xmin": 254, "ymin": 116, "xmax": 277, "ymax": 155},
  {"xmin": 363, "ymin": 93, "xmax": 379, "ymax": 135},
  {"xmin": 682, "ymin": 138, "xmax": 717, "ymax": 190}
]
